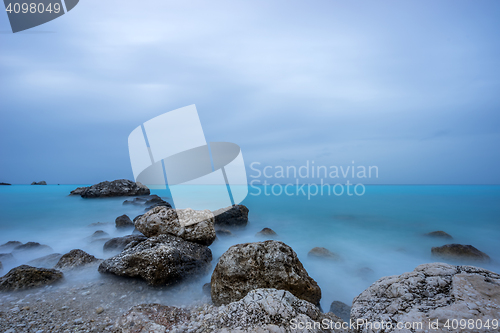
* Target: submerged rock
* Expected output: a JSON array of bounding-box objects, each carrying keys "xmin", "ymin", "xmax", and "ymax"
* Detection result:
[
  {"xmin": 0, "ymin": 253, "xmax": 15, "ymax": 264},
  {"xmin": 98, "ymin": 234, "xmax": 212, "ymax": 286},
  {"xmin": 54, "ymin": 249, "xmax": 100, "ymax": 269},
  {"xmin": 213, "ymin": 205, "xmax": 249, "ymax": 227},
  {"xmin": 215, "ymin": 229, "xmax": 233, "ymax": 237},
  {"xmin": 103, "ymin": 235, "xmax": 147, "ymax": 252},
  {"xmin": 123, "ymin": 194, "xmax": 172, "ymax": 211},
  {"xmin": 0, "ymin": 265, "xmax": 63, "ymax": 291},
  {"xmin": 27, "ymin": 253, "xmax": 63, "ymax": 268},
  {"xmin": 70, "ymin": 179, "xmax": 150, "ymax": 198},
  {"xmin": 90, "ymin": 230, "xmax": 109, "ymax": 238},
  {"xmin": 308, "ymin": 247, "xmax": 340, "ymax": 261},
  {"xmin": 134, "ymin": 206, "xmax": 216, "ymax": 246},
  {"xmin": 351, "ymin": 262, "xmax": 500, "ymax": 333},
  {"xmin": 13, "ymin": 242, "xmax": 52, "ymax": 253},
  {"xmin": 329, "ymin": 301, "xmax": 351, "ymax": 322},
  {"xmin": 211, "ymin": 240, "xmax": 321, "ymax": 306},
  {"xmin": 0, "ymin": 241, "xmax": 22, "ymax": 252},
  {"xmin": 31, "ymin": 181, "xmax": 47, "ymax": 185},
  {"xmin": 202, "ymin": 282, "xmax": 211, "ymax": 297},
  {"xmin": 115, "ymin": 214, "xmax": 134, "ymax": 229},
  {"xmin": 425, "ymin": 230, "xmax": 453, "ymax": 239},
  {"xmin": 431, "ymin": 243, "xmax": 490, "ymax": 262},
  {"xmin": 255, "ymin": 227, "xmax": 277, "ymax": 238}
]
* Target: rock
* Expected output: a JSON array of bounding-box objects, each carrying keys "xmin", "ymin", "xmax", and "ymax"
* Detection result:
[
  {"xmin": 202, "ymin": 282, "xmax": 211, "ymax": 297},
  {"xmin": 255, "ymin": 227, "xmax": 277, "ymax": 237},
  {"xmin": 431, "ymin": 243, "xmax": 490, "ymax": 262},
  {"xmin": 0, "ymin": 265, "xmax": 63, "ymax": 291},
  {"xmin": 31, "ymin": 181, "xmax": 47, "ymax": 185},
  {"xmin": 98, "ymin": 234, "xmax": 212, "ymax": 286},
  {"xmin": 425, "ymin": 230, "xmax": 453, "ymax": 239},
  {"xmin": 356, "ymin": 267, "xmax": 374, "ymax": 280},
  {"xmin": 213, "ymin": 205, "xmax": 249, "ymax": 227},
  {"xmin": 0, "ymin": 182, "xmax": 11, "ymax": 185},
  {"xmin": 308, "ymin": 247, "xmax": 340, "ymax": 261},
  {"xmin": 54, "ymin": 249, "xmax": 100, "ymax": 269},
  {"xmin": 329, "ymin": 301, "xmax": 351, "ymax": 322},
  {"xmin": 116, "ymin": 304, "xmax": 191, "ymax": 332},
  {"xmin": 103, "ymin": 235, "xmax": 147, "ymax": 252},
  {"xmin": 134, "ymin": 206, "xmax": 216, "ymax": 246},
  {"xmin": 90, "ymin": 230, "xmax": 109, "ymax": 238},
  {"xmin": 215, "ymin": 229, "xmax": 233, "ymax": 237},
  {"xmin": 0, "ymin": 261, "xmax": 2, "ymax": 271},
  {"xmin": 133, "ymin": 214, "xmax": 143, "ymax": 223},
  {"xmin": 95, "ymin": 307, "xmax": 104, "ymax": 314},
  {"xmin": 0, "ymin": 253, "xmax": 15, "ymax": 264},
  {"xmin": 211, "ymin": 240, "xmax": 321, "ymax": 306},
  {"xmin": 351, "ymin": 262, "xmax": 500, "ymax": 333},
  {"xmin": 27, "ymin": 253, "xmax": 63, "ymax": 268},
  {"xmin": 115, "ymin": 214, "xmax": 134, "ymax": 229},
  {"xmin": 0, "ymin": 241, "xmax": 22, "ymax": 251},
  {"xmin": 70, "ymin": 179, "xmax": 150, "ymax": 198},
  {"xmin": 87, "ymin": 222, "xmax": 111, "ymax": 227},
  {"xmin": 13, "ymin": 242, "xmax": 53, "ymax": 253},
  {"xmin": 123, "ymin": 194, "xmax": 172, "ymax": 211}
]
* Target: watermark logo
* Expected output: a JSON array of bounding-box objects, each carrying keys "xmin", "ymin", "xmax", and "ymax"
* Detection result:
[
  {"xmin": 3, "ymin": 0, "xmax": 79, "ymax": 33},
  {"xmin": 128, "ymin": 105, "xmax": 248, "ymax": 211}
]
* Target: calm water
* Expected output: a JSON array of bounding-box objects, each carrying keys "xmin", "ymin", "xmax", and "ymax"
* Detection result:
[{"xmin": 0, "ymin": 185, "xmax": 499, "ymax": 309}]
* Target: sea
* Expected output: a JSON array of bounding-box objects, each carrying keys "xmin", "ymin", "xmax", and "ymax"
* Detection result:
[{"xmin": 0, "ymin": 184, "xmax": 499, "ymax": 310}]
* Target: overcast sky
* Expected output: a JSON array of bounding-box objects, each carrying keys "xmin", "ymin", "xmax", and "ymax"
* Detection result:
[{"xmin": 1, "ymin": 0, "xmax": 499, "ymax": 184}]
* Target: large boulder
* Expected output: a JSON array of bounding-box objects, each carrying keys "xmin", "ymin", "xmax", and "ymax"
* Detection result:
[
  {"xmin": 211, "ymin": 240, "xmax": 321, "ymax": 306},
  {"xmin": 27, "ymin": 253, "xmax": 63, "ymax": 268},
  {"xmin": 54, "ymin": 249, "xmax": 100, "ymax": 269},
  {"xmin": 115, "ymin": 214, "xmax": 134, "ymax": 229},
  {"xmin": 351, "ymin": 262, "xmax": 500, "ymax": 333},
  {"xmin": 213, "ymin": 205, "xmax": 249, "ymax": 227},
  {"xmin": 134, "ymin": 206, "xmax": 216, "ymax": 246},
  {"xmin": 0, "ymin": 265, "xmax": 63, "ymax": 291},
  {"xmin": 31, "ymin": 181, "xmax": 47, "ymax": 185},
  {"xmin": 98, "ymin": 234, "xmax": 212, "ymax": 286},
  {"xmin": 431, "ymin": 244, "xmax": 490, "ymax": 262},
  {"xmin": 103, "ymin": 235, "xmax": 147, "ymax": 252},
  {"xmin": 116, "ymin": 289, "xmax": 346, "ymax": 333},
  {"xmin": 70, "ymin": 179, "xmax": 150, "ymax": 198}
]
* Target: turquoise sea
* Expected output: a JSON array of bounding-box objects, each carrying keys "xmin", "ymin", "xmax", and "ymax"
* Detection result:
[{"xmin": 0, "ymin": 185, "xmax": 499, "ymax": 309}]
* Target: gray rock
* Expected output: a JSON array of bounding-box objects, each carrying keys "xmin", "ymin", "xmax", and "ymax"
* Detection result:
[
  {"xmin": 134, "ymin": 206, "xmax": 216, "ymax": 246},
  {"xmin": 213, "ymin": 205, "xmax": 249, "ymax": 227},
  {"xmin": 215, "ymin": 229, "xmax": 233, "ymax": 237},
  {"xmin": 31, "ymin": 181, "xmax": 47, "ymax": 185},
  {"xmin": 0, "ymin": 241, "xmax": 22, "ymax": 251},
  {"xmin": 90, "ymin": 230, "xmax": 109, "ymax": 238},
  {"xmin": 425, "ymin": 230, "xmax": 453, "ymax": 239},
  {"xmin": 351, "ymin": 262, "xmax": 500, "ymax": 333},
  {"xmin": 70, "ymin": 179, "xmax": 150, "ymax": 198},
  {"xmin": 123, "ymin": 194, "xmax": 172, "ymax": 211},
  {"xmin": 0, "ymin": 265, "xmax": 63, "ymax": 291},
  {"xmin": 431, "ymin": 243, "xmax": 490, "ymax": 262},
  {"xmin": 13, "ymin": 242, "xmax": 53, "ymax": 253},
  {"xmin": 27, "ymin": 253, "xmax": 63, "ymax": 268},
  {"xmin": 329, "ymin": 301, "xmax": 351, "ymax": 322},
  {"xmin": 116, "ymin": 304, "xmax": 191, "ymax": 332},
  {"xmin": 255, "ymin": 227, "xmax": 277, "ymax": 238},
  {"xmin": 115, "ymin": 214, "xmax": 134, "ymax": 229},
  {"xmin": 308, "ymin": 247, "xmax": 340, "ymax": 261},
  {"xmin": 0, "ymin": 261, "xmax": 2, "ymax": 271},
  {"xmin": 98, "ymin": 234, "xmax": 212, "ymax": 286},
  {"xmin": 211, "ymin": 240, "xmax": 321, "ymax": 306},
  {"xmin": 103, "ymin": 235, "xmax": 147, "ymax": 252},
  {"xmin": 54, "ymin": 249, "xmax": 101, "ymax": 269}
]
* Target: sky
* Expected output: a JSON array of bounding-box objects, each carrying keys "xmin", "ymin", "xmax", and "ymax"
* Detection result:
[{"xmin": 0, "ymin": 0, "xmax": 499, "ymax": 185}]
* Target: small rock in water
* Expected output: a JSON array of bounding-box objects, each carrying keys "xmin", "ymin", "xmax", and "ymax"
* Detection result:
[
  {"xmin": 308, "ymin": 247, "xmax": 341, "ymax": 261},
  {"xmin": 115, "ymin": 214, "xmax": 134, "ymax": 229},
  {"xmin": 425, "ymin": 230, "xmax": 453, "ymax": 239},
  {"xmin": 55, "ymin": 249, "xmax": 101, "ymax": 269},
  {"xmin": 255, "ymin": 227, "xmax": 277, "ymax": 238},
  {"xmin": 431, "ymin": 243, "xmax": 490, "ymax": 262}
]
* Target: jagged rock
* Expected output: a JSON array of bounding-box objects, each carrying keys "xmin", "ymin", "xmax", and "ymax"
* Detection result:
[
  {"xmin": 0, "ymin": 241, "xmax": 22, "ymax": 251},
  {"xmin": 115, "ymin": 214, "xmax": 134, "ymax": 229},
  {"xmin": 31, "ymin": 181, "xmax": 47, "ymax": 185},
  {"xmin": 98, "ymin": 234, "xmax": 212, "ymax": 286},
  {"xmin": 70, "ymin": 179, "xmax": 150, "ymax": 198},
  {"xmin": 256, "ymin": 227, "xmax": 277, "ymax": 237},
  {"xmin": 103, "ymin": 235, "xmax": 147, "ymax": 252},
  {"xmin": 0, "ymin": 265, "xmax": 63, "ymax": 291},
  {"xmin": 54, "ymin": 249, "xmax": 100, "ymax": 269},
  {"xmin": 27, "ymin": 253, "xmax": 63, "ymax": 268},
  {"xmin": 134, "ymin": 206, "xmax": 216, "ymax": 246},
  {"xmin": 308, "ymin": 247, "xmax": 340, "ymax": 261},
  {"xmin": 351, "ymin": 262, "xmax": 500, "ymax": 333},
  {"xmin": 425, "ymin": 230, "xmax": 453, "ymax": 239},
  {"xmin": 117, "ymin": 289, "xmax": 346, "ymax": 333},
  {"xmin": 13, "ymin": 242, "xmax": 52, "ymax": 253},
  {"xmin": 431, "ymin": 244, "xmax": 490, "ymax": 262},
  {"xmin": 211, "ymin": 240, "xmax": 321, "ymax": 306},
  {"xmin": 213, "ymin": 205, "xmax": 249, "ymax": 227},
  {"xmin": 329, "ymin": 301, "xmax": 351, "ymax": 322}
]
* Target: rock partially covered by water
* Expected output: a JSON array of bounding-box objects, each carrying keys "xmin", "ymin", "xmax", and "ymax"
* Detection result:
[
  {"xmin": 0, "ymin": 265, "xmax": 63, "ymax": 291},
  {"xmin": 13, "ymin": 242, "xmax": 53, "ymax": 253},
  {"xmin": 103, "ymin": 235, "xmax": 147, "ymax": 252},
  {"xmin": 27, "ymin": 253, "xmax": 63, "ymax": 268},
  {"xmin": 308, "ymin": 247, "xmax": 340, "ymax": 261},
  {"xmin": 70, "ymin": 179, "xmax": 150, "ymax": 198},
  {"xmin": 256, "ymin": 227, "xmax": 277, "ymax": 238},
  {"xmin": 351, "ymin": 262, "xmax": 500, "ymax": 333},
  {"xmin": 0, "ymin": 182, "xmax": 11, "ymax": 185},
  {"xmin": 31, "ymin": 181, "xmax": 47, "ymax": 185},
  {"xmin": 425, "ymin": 230, "xmax": 453, "ymax": 239},
  {"xmin": 54, "ymin": 249, "xmax": 100, "ymax": 269},
  {"xmin": 211, "ymin": 240, "xmax": 321, "ymax": 306},
  {"xmin": 431, "ymin": 244, "xmax": 490, "ymax": 262},
  {"xmin": 0, "ymin": 241, "xmax": 22, "ymax": 252},
  {"xmin": 123, "ymin": 194, "xmax": 172, "ymax": 211},
  {"xmin": 98, "ymin": 234, "xmax": 212, "ymax": 286},
  {"xmin": 116, "ymin": 304, "xmax": 191, "ymax": 333},
  {"xmin": 135, "ymin": 206, "xmax": 216, "ymax": 246},
  {"xmin": 213, "ymin": 205, "xmax": 249, "ymax": 227},
  {"xmin": 0, "ymin": 253, "xmax": 15, "ymax": 264},
  {"xmin": 115, "ymin": 214, "xmax": 134, "ymax": 229},
  {"xmin": 329, "ymin": 301, "xmax": 351, "ymax": 322}
]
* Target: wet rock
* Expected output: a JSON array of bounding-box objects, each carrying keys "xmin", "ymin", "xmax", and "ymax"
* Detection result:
[
  {"xmin": 13, "ymin": 242, "xmax": 53, "ymax": 253},
  {"xmin": 31, "ymin": 181, "xmax": 47, "ymax": 185},
  {"xmin": 215, "ymin": 229, "xmax": 233, "ymax": 237},
  {"xmin": 123, "ymin": 194, "xmax": 172, "ymax": 211},
  {"xmin": 329, "ymin": 301, "xmax": 351, "ymax": 322},
  {"xmin": 54, "ymin": 249, "xmax": 101, "ymax": 269},
  {"xmin": 202, "ymin": 282, "xmax": 211, "ymax": 297},
  {"xmin": 115, "ymin": 214, "xmax": 134, "ymax": 229},
  {"xmin": 351, "ymin": 263, "xmax": 500, "ymax": 333},
  {"xmin": 431, "ymin": 244, "xmax": 490, "ymax": 262},
  {"xmin": 0, "ymin": 253, "xmax": 15, "ymax": 264},
  {"xmin": 211, "ymin": 240, "xmax": 321, "ymax": 306},
  {"xmin": 0, "ymin": 241, "xmax": 22, "ymax": 252},
  {"xmin": 356, "ymin": 267, "xmax": 374, "ymax": 280},
  {"xmin": 308, "ymin": 247, "xmax": 340, "ymax": 261},
  {"xmin": 0, "ymin": 265, "xmax": 63, "ymax": 291},
  {"xmin": 98, "ymin": 234, "xmax": 212, "ymax": 286},
  {"xmin": 103, "ymin": 235, "xmax": 147, "ymax": 252},
  {"xmin": 255, "ymin": 227, "xmax": 277, "ymax": 237},
  {"xmin": 87, "ymin": 222, "xmax": 111, "ymax": 227},
  {"xmin": 70, "ymin": 179, "xmax": 150, "ymax": 198},
  {"xmin": 27, "ymin": 253, "xmax": 63, "ymax": 268},
  {"xmin": 134, "ymin": 206, "xmax": 216, "ymax": 246},
  {"xmin": 0, "ymin": 261, "xmax": 2, "ymax": 271},
  {"xmin": 425, "ymin": 230, "xmax": 453, "ymax": 239},
  {"xmin": 213, "ymin": 205, "xmax": 249, "ymax": 227},
  {"xmin": 0, "ymin": 182, "xmax": 11, "ymax": 185},
  {"xmin": 116, "ymin": 304, "xmax": 191, "ymax": 332},
  {"xmin": 90, "ymin": 230, "xmax": 109, "ymax": 238}
]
